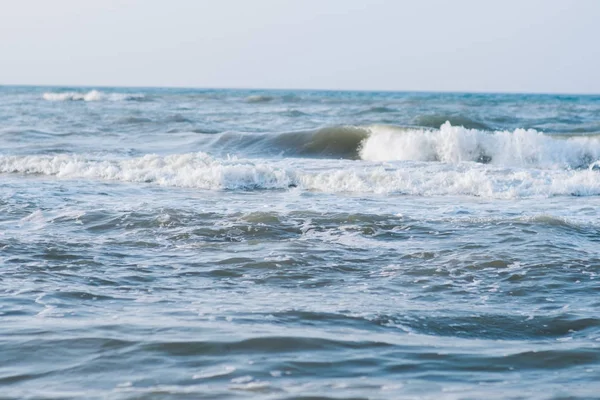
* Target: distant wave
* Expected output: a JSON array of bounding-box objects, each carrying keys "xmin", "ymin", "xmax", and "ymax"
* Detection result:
[
  {"xmin": 281, "ymin": 109, "xmax": 308, "ymax": 117},
  {"xmin": 115, "ymin": 116, "xmax": 153, "ymax": 124},
  {"xmin": 245, "ymin": 95, "xmax": 274, "ymax": 103},
  {"xmin": 165, "ymin": 114, "xmax": 192, "ymax": 123},
  {"xmin": 1, "ymin": 151, "xmax": 600, "ymax": 198},
  {"xmin": 414, "ymin": 114, "xmax": 490, "ymax": 130},
  {"xmin": 42, "ymin": 90, "xmax": 145, "ymax": 102},
  {"xmin": 359, "ymin": 106, "xmax": 396, "ymax": 114}
]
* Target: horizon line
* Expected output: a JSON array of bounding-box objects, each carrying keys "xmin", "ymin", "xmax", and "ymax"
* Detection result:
[{"xmin": 1, "ymin": 82, "xmax": 599, "ymax": 97}]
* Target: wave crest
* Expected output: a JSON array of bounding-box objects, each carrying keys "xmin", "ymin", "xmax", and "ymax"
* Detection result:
[
  {"xmin": 359, "ymin": 122, "xmax": 600, "ymax": 169},
  {"xmin": 209, "ymin": 126, "xmax": 370, "ymax": 159},
  {"xmin": 42, "ymin": 90, "xmax": 145, "ymax": 102}
]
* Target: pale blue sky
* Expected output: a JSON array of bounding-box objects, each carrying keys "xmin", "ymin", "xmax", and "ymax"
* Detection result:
[{"xmin": 1, "ymin": 0, "xmax": 599, "ymax": 93}]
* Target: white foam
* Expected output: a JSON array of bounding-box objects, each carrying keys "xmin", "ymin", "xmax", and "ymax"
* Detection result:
[
  {"xmin": 192, "ymin": 366, "xmax": 236, "ymax": 380},
  {"xmin": 359, "ymin": 122, "xmax": 600, "ymax": 169},
  {"xmin": 298, "ymin": 162, "xmax": 600, "ymax": 198},
  {"xmin": 1, "ymin": 153, "xmax": 600, "ymax": 198},
  {"xmin": 19, "ymin": 210, "xmax": 47, "ymax": 230},
  {"xmin": 0, "ymin": 153, "xmax": 295, "ymax": 190},
  {"xmin": 42, "ymin": 90, "xmax": 144, "ymax": 102}
]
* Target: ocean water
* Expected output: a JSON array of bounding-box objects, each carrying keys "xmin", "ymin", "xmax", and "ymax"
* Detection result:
[{"xmin": 1, "ymin": 86, "xmax": 600, "ymax": 399}]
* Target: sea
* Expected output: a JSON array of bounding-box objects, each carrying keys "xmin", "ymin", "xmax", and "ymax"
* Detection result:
[{"xmin": 1, "ymin": 86, "xmax": 600, "ymax": 399}]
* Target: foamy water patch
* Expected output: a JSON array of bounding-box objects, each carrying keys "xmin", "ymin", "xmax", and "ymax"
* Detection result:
[
  {"xmin": 42, "ymin": 90, "xmax": 144, "ymax": 102},
  {"xmin": 360, "ymin": 122, "xmax": 600, "ymax": 169},
  {"xmin": 1, "ymin": 153, "xmax": 600, "ymax": 198},
  {"xmin": 0, "ymin": 153, "xmax": 294, "ymax": 190},
  {"xmin": 299, "ymin": 163, "xmax": 600, "ymax": 198}
]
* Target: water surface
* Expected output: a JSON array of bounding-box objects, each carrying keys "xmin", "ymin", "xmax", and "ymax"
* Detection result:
[{"xmin": 1, "ymin": 86, "xmax": 600, "ymax": 399}]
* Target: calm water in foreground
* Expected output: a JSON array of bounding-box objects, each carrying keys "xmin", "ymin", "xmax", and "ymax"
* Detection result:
[{"xmin": 1, "ymin": 86, "xmax": 600, "ymax": 399}]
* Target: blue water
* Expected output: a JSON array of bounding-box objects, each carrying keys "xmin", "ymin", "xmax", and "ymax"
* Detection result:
[{"xmin": 1, "ymin": 86, "xmax": 600, "ymax": 399}]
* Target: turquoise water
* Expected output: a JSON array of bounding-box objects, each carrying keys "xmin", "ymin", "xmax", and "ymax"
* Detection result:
[{"xmin": 1, "ymin": 86, "xmax": 600, "ymax": 399}]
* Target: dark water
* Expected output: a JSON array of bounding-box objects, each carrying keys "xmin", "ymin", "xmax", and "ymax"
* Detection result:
[{"xmin": 1, "ymin": 86, "xmax": 600, "ymax": 399}]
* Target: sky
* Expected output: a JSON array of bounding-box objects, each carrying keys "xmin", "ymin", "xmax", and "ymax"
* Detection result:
[{"xmin": 1, "ymin": 0, "xmax": 599, "ymax": 93}]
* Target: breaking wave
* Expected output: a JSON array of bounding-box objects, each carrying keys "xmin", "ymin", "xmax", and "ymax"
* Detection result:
[
  {"xmin": 42, "ymin": 90, "xmax": 145, "ymax": 102},
  {"xmin": 359, "ymin": 122, "xmax": 600, "ymax": 169},
  {"xmin": 0, "ymin": 153, "xmax": 293, "ymax": 191},
  {"xmin": 1, "ymin": 152, "xmax": 600, "ymax": 198},
  {"xmin": 204, "ymin": 123, "xmax": 600, "ymax": 169}
]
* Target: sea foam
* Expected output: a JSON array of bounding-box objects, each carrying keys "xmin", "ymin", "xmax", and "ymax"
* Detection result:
[
  {"xmin": 42, "ymin": 90, "xmax": 144, "ymax": 102},
  {"xmin": 2, "ymin": 152, "xmax": 600, "ymax": 198},
  {"xmin": 0, "ymin": 153, "xmax": 294, "ymax": 190}
]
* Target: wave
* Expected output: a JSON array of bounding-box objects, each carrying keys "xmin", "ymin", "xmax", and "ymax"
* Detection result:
[
  {"xmin": 360, "ymin": 122, "xmax": 600, "ymax": 169},
  {"xmin": 190, "ymin": 127, "xmax": 221, "ymax": 134},
  {"xmin": 359, "ymin": 106, "xmax": 396, "ymax": 114},
  {"xmin": 165, "ymin": 114, "xmax": 192, "ymax": 123},
  {"xmin": 1, "ymin": 152, "xmax": 600, "ymax": 198},
  {"xmin": 245, "ymin": 95, "xmax": 274, "ymax": 103},
  {"xmin": 414, "ymin": 114, "xmax": 490, "ymax": 130},
  {"xmin": 209, "ymin": 126, "xmax": 370, "ymax": 159},
  {"xmin": 281, "ymin": 109, "xmax": 308, "ymax": 117},
  {"xmin": 203, "ymin": 123, "xmax": 600, "ymax": 169},
  {"xmin": 115, "ymin": 116, "xmax": 153, "ymax": 125},
  {"xmin": 42, "ymin": 90, "xmax": 145, "ymax": 102},
  {"xmin": 0, "ymin": 153, "xmax": 294, "ymax": 190}
]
